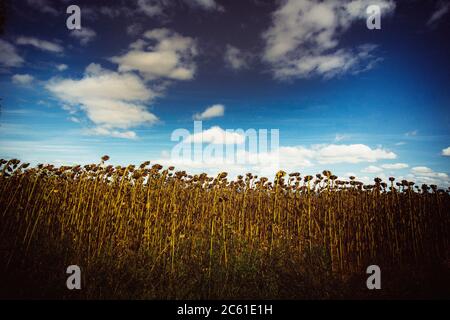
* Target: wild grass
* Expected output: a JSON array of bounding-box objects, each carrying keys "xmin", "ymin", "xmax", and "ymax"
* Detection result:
[{"xmin": 0, "ymin": 157, "xmax": 449, "ymax": 299}]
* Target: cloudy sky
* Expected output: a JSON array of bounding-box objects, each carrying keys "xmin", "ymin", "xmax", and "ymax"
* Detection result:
[{"xmin": 0, "ymin": 0, "xmax": 449, "ymax": 186}]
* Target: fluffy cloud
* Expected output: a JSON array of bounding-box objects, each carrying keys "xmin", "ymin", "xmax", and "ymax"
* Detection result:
[
  {"xmin": 86, "ymin": 127, "xmax": 137, "ymax": 139},
  {"xmin": 181, "ymin": 140, "xmax": 396, "ymax": 164},
  {"xmin": 409, "ymin": 166, "xmax": 450, "ymax": 187},
  {"xmin": 46, "ymin": 28, "xmax": 198, "ymax": 139},
  {"xmin": 311, "ymin": 144, "xmax": 396, "ymax": 164},
  {"xmin": 12, "ymin": 74, "xmax": 34, "ymax": 85},
  {"xmin": 70, "ymin": 27, "xmax": 97, "ymax": 45},
  {"xmin": 0, "ymin": 40, "xmax": 24, "ymax": 68},
  {"xmin": 224, "ymin": 45, "xmax": 251, "ymax": 70},
  {"xmin": 442, "ymin": 146, "xmax": 450, "ymax": 156},
  {"xmin": 158, "ymin": 142, "xmax": 397, "ymax": 179},
  {"xmin": 194, "ymin": 104, "xmax": 225, "ymax": 120},
  {"xmin": 238, "ymin": 143, "xmax": 396, "ymax": 169},
  {"xmin": 411, "ymin": 167, "xmax": 434, "ymax": 175},
  {"xmin": 361, "ymin": 165, "xmax": 383, "ymax": 173},
  {"xmin": 46, "ymin": 64, "xmax": 158, "ymax": 138},
  {"xmin": 16, "ymin": 36, "xmax": 63, "ymax": 53},
  {"xmin": 381, "ymin": 163, "xmax": 409, "ymax": 170},
  {"xmin": 111, "ymin": 28, "xmax": 197, "ymax": 81},
  {"xmin": 184, "ymin": 126, "xmax": 245, "ymax": 145},
  {"xmin": 262, "ymin": 0, "xmax": 395, "ymax": 79},
  {"xmin": 427, "ymin": 1, "xmax": 449, "ymax": 26}
]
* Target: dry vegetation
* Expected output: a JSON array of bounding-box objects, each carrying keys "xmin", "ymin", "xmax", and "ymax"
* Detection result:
[{"xmin": 0, "ymin": 157, "xmax": 449, "ymax": 299}]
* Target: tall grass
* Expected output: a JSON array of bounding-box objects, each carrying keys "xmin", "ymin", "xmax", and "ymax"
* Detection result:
[{"xmin": 0, "ymin": 157, "xmax": 449, "ymax": 299}]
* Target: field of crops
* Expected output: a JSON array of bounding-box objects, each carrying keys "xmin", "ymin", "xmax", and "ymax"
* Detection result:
[{"xmin": 1, "ymin": 157, "xmax": 449, "ymax": 299}]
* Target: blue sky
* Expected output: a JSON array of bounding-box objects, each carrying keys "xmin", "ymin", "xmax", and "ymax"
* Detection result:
[{"xmin": 0, "ymin": 0, "xmax": 449, "ymax": 186}]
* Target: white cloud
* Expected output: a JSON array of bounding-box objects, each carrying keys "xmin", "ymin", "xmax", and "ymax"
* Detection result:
[
  {"xmin": 411, "ymin": 167, "xmax": 434, "ymax": 175},
  {"xmin": 157, "ymin": 143, "xmax": 396, "ymax": 179},
  {"xmin": 381, "ymin": 163, "xmax": 409, "ymax": 170},
  {"xmin": 311, "ymin": 144, "xmax": 396, "ymax": 164},
  {"xmin": 111, "ymin": 28, "xmax": 197, "ymax": 81},
  {"xmin": 427, "ymin": 1, "xmax": 450, "ymax": 26},
  {"xmin": 184, "ymin": 126, "xmax": 245, "ymax": 145},
  {"xmin": 12, "ymin": 74, "xmax": 34, "ymax": 85},
  {"xmin": 70, "ymin": 27, "xmax": 97, "ymax": 45},
  {"xmin": 361, "ymin": 165, "xmax": 383, "ymax": 173},
  {"xmin": 85, "ymin": 127, "xmax": 137, "ymax": 139},
  {"xmin": 45, "ymin": 29, "xmax": 197, "ymax": 139},
  {"xmin": 262, "ymin": 0, "xmax": 395, "ymax": 79},
  {"xmin": 16, "ymin": 36, "xmax": 63, "ymax": 53},
  {"xmin": 46, "ymin": 63, "xmax": 158, "ymax": 138},
  {"xmin": 409, "ymin": 166, "xmax": 450, "ymax": 187},
  {"xmin": 56, "ymin": 64, "xmax": 68, "ymax": 71},
  {"xmin": 236, "ymin": 143, "xmax": 395, "ymax": 168},
  {"xmin": 26, "ymin": 0, "xmax": 58, "ymax": 15},
  {"xmin": 224, "ymin": 45, "xmax": 250, "ymax": 70},
  {"xmin": 193, "ymin": 104, "xmax": 225, "ymax": 120},
  {"xmin": 0, "ymin": 40, "xmax": 24, "ymax": 68},
  {"xmin": 442, "ymin": 146, "xmax": 450, "ymax": 156},
  {"xmin": 180, "ymin": 140, "xmax": 392, "ymax": 166},
  {"xmin": 277, "ymin": 146, "xmax": 315, "ymax": 168}
]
